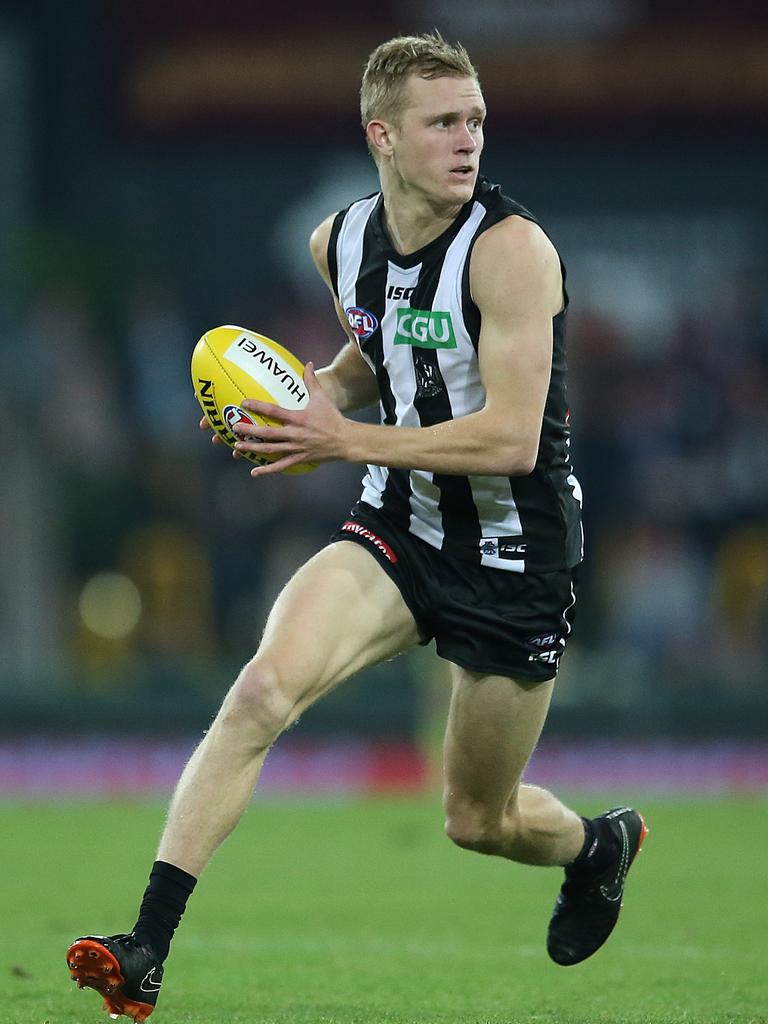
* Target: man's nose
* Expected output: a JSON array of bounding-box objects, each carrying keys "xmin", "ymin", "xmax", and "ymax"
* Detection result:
[{"xmin": 456, "ymin": 124, "xmax": 477, "ymax": 151}]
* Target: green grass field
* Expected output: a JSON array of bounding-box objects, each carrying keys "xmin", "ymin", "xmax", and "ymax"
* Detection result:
[{"xmin": 2, "ymin": 796, "xmax": 766, "ymax": 1024}]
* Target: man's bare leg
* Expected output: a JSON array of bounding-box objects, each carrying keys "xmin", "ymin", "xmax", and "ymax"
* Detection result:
[
  {"xmin": 67, "ymin": 542, "xmax": 421, "ymax": 1018},
  {"xmin": 442, "ymin": 663, "xmax": 584, "ymax": 865},
  {"xmin": 441, "ymin": 661, "xmax": 648, "ymax": 966},
  {"xmin": 159, "ymin": 541, "xmax": 421, "ymax": 876}
]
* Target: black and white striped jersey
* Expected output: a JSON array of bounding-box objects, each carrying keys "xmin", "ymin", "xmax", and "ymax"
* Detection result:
[{"xmin": 326, "ymin": 176, "xmax": 583, "ymax": 573}]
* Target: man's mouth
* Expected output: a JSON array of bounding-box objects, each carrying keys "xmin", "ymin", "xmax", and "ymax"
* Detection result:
[{"xmin": 450, "ymin": 166, "xmax": 474, "ymax": 178}]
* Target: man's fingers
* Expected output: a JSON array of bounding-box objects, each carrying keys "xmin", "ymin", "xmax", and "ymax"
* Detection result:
[
  {"xmin": 235, "ymin": 442, "xmax": 299, "ymax": 456},
  {"xmin": 232, "ymin": 424, "xmax": 294, "ymax": 443},
  {"xmin": 250, "ymin": 453, "xmax": 305, "ymax": 477},
  {"xmin": 199, "ymin": 416, "xmax": 225, "ymax": 445},
  {"xmin": 241, "ymin": 398, "xmax": 298, "ymax": 424}
]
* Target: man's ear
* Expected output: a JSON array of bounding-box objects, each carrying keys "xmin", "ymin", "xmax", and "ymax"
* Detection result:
[{"xmin": 366, "ymin": 120, "xmax": 394, "ymax": 161}]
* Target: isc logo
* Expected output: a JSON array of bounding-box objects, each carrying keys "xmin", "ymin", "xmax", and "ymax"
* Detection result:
[
  {"xmin": 387, "ymin": 285, "xmax": 415, "ymax": 301},
  {"xmin": 346, "ymin": 306, "xmax": 379, "ymax": 340}
]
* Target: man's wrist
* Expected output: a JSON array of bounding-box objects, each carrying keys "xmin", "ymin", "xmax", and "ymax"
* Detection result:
[
  {"xmin": 340, "ymin": 418, "xmax": 367, "ymax": 464},
  {"xmin": 315, "ymin": 367, "xmax": 343, "ymax": 409}
]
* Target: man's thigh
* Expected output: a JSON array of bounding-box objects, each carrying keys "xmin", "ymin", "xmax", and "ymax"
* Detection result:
[
  {"xmin": 256, "ymin": 540, "xmax": 422, "ymax": 706},
  {"xmin": 442, "ymin": 662, "xmax": 554, "ymax": 814}
]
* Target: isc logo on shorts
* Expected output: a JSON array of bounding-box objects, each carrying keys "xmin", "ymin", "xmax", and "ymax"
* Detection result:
[
  {"xmin": 480, "ymin": 537, "xmax": 528, "ymax": 559},
  {"xmin": 526, "ymin": 633, "xmax": 565, "ymax": 665}
]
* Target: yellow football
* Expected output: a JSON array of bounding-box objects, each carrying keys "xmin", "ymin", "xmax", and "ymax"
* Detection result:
[{"xmin": 191, "ymin": 325, "xmax": 316, "ymax": 474}]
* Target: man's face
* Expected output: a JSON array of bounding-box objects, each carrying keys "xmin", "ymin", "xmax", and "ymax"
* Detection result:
[{"xmin": 387, "ymin": 74, "xmax": 486, "ymax": 207}]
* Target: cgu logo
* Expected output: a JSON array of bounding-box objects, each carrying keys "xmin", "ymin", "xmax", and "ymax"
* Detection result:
[
  {"xmin": 346, "ymin": 306, "xmax": 379, "ymax": 340},
  {"xmin": 394, "ymin": 308, "xmax": 457, "ymax": 349}
]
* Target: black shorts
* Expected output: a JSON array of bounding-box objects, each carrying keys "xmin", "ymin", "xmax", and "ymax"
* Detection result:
[{"xmin": 329, "ymin": 502, "xmax": 578, "ymax": 684}]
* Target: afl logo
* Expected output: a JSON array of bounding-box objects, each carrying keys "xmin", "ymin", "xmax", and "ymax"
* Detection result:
[
  {"xmin": 345, "ymin": 306, "xmax": 379, "ymax": 341},
  {"xmin": 223, "ymin": 404, "xmax": 258, "ymax": 437}
]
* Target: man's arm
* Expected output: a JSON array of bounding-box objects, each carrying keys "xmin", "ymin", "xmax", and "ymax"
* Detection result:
[
  {"xmin": 234, "ymin": 216, "xmax": 562, "ymax": 477},
  {"xmin": 309, "ymin": 216, "xmax": 380, "ymax": 413},
  {"xmin": 345, "ymin": 215, "xmax": 561, "ymax": 474}
]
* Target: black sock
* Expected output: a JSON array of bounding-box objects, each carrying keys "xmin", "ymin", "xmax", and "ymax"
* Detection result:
[
  {"xmin": 569, "ymin": 816, "xmax": 620, "ymax": 872},
  {"xmin": 132, "ymin": 860, "xmax": 197, "ymax": 962}
]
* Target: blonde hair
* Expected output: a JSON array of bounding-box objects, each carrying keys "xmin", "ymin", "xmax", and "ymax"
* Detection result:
[{"xmin": 360, "ymin": 32, "xmax": 478, "ymax": 153}]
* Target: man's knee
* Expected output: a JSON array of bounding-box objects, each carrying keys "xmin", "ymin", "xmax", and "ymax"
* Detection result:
[
  {"xmin": 443, "ymin": 798, "xmax": 511, "ymax": 855},
  {"xmin": 219, "ymin": 659, "xmax": 295, "ymax": 748}
]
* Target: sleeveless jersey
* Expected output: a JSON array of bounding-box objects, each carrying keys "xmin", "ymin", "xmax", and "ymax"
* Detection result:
[{"xmin": 327, "ymin": 176, "xmax": 583, "ymax": 573}]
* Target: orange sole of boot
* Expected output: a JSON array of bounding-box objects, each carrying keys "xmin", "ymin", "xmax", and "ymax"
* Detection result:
[
  {"xmin": 637, "ymin": 813, "xmax": 650, "ymax": 854},
  {"xmin": 66, "ymin": 939, "xmax": 155, "ymax": 1022}
]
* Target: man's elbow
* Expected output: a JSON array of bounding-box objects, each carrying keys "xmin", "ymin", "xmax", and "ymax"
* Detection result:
[
  {"xmin": 483, "ymin": 408, "xmax": 541, "ymax": 476},
  {"xmin": 507, "ymin": 455, "xmax": 537, "ymax": 476},
  {"xmin": 501, "ymin": 438, "xmax": 538, "ymax": 476}
]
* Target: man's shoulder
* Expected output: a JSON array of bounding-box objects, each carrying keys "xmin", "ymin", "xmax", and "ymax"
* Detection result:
[
  {"xmin": 470, "ymin": 180, "xmax": 561, "ymax": 274},
  {"xmin": 471, "ymin": 209, "xmax": 557, "ymax": 274},
  {"xmin": 334, "ymin": 191, "xmax": 382, "ymax": 224},
  {"xmin": 311, "ymin": 193, "xmax": 383, "ymax": 293},
  {"xmin": 312, "ymin": 193, "xmax": 382, "ymax": 254},
  {"xmin": 473, "ymin": 177, "xmax": 537, "ymax": 222},
  {"xmin": 309, "ymin": 214, "xmax": 337, "ymax": 263},
  {"xmin": 469, "ymin": 190, "xmax": 563, "ymax": 315},
  {"xmin": 313, "ymin": 192, "xmax": 381, "ymax": 239}
]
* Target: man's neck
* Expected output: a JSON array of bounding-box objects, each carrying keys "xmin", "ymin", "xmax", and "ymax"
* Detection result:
[{"xmin": 380, "ymin": 178, "xmax": 464, "ymax": 256}]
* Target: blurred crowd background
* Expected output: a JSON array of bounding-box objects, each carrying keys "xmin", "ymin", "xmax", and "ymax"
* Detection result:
[{"xmin": 1, "ymin": 0, "xmax": 767, "ymax": 747}]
